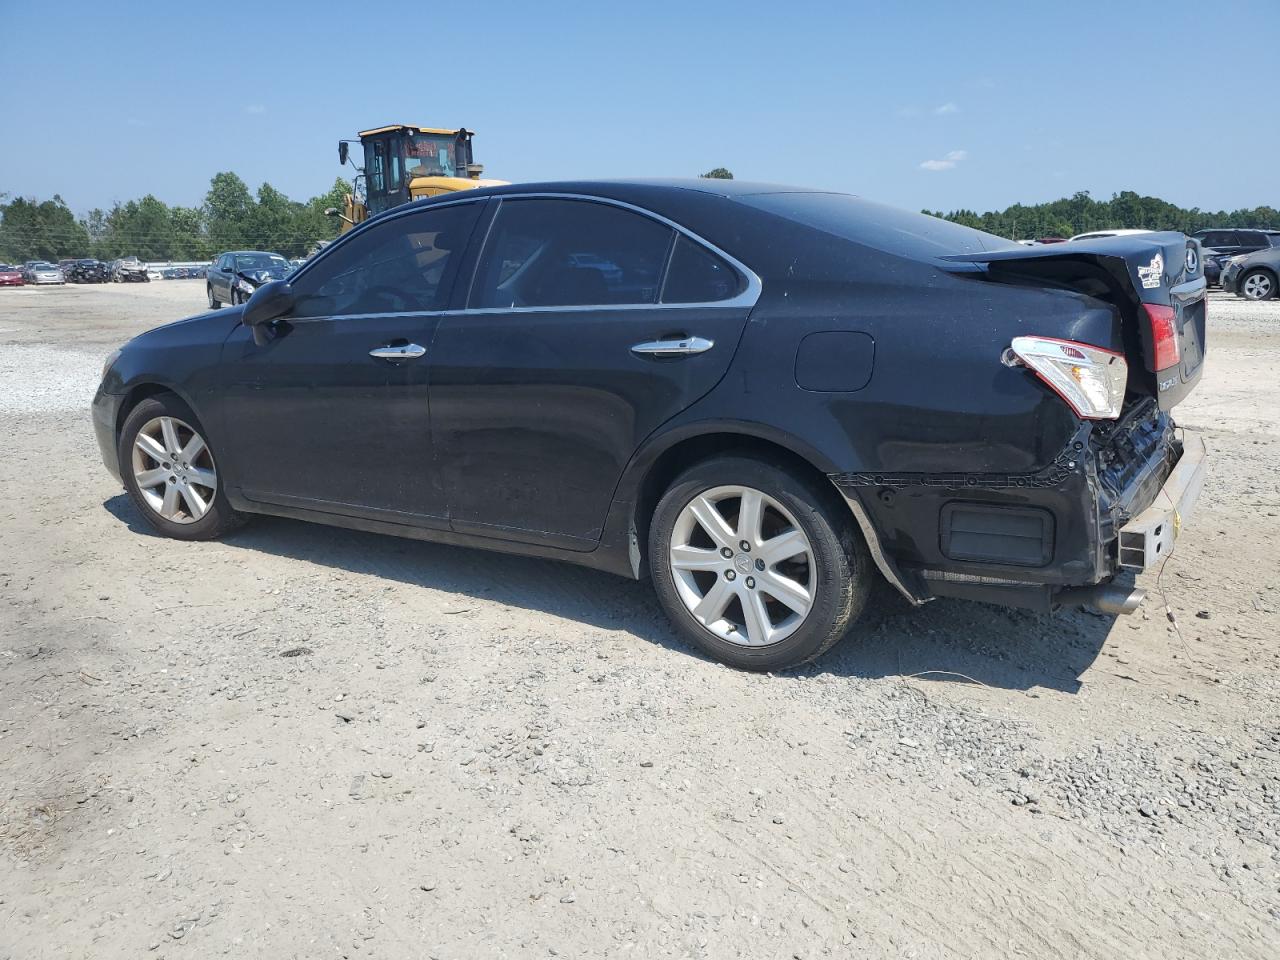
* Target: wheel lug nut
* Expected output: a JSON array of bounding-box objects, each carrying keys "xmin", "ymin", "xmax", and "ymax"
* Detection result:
[
  {"xmin": 725, "ymin": 570, "xmax": 736, "ymax": 581},
  {"xmin": 720, "ymin": 547, "xmax": 733, "ymax": 559},
  {"xmin": 745, "ymin": 577, "xmax": 756, "ymax": 589},
  {"xmin": 168, "ymin": 476, "xmax": 176, "ymax": 483},
  {"xmin": 755, "ymin": 559, "xmax": 765, "ymax": 571},
  {"xmin": 739, "ymin": 540, "xmax": 750, "ymax": 552}
]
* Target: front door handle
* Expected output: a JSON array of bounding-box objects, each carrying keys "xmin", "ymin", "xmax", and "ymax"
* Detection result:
[
  {"xmin": 630, "ymin": 336, "xmax": 714, "ymax": 358},
  {"xmin": 369, "ymin": 343, "xmax": 427, "ymax": 361}
]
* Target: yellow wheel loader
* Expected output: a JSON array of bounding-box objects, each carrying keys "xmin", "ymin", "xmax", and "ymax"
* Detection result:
[{"xmin": 331, "ymin": 125, "xmax": 505, "ymax": 233}]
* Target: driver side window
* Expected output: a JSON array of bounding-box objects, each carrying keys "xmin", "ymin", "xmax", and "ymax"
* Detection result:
[{"xmin": 290, "ymin": 202, "xmax": 482, "ymax": 318}]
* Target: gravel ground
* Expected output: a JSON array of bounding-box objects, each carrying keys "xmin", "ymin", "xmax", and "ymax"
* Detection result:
[{"xmin": 1, "ymin": 282, "xmax": 1278, "ymax": 958}]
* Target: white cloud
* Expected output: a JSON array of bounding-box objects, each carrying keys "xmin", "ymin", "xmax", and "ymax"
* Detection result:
[
  {"xmin": 244, "ymin": 104, "xmax": 267, "ymax": 115},
  {"xmin": 934, "ymin": 101, "xmax": 959, "ymax": 115},
  {"xmin": 919, "ymin": 149, "xmax": 968, "ymax": 171}
]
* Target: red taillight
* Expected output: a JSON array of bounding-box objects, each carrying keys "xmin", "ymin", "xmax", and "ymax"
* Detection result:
[{"xmin": 1143, "ymin": 303, "xmax": 1180, "ymax": 371}]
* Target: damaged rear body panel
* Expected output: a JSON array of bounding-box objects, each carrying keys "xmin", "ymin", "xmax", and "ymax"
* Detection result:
[
  {"xmin": 945, "ymin": 232, "xmax": 1208, "ymax": 408},
  {"xmin": 826, "ymin": 230, "xmax": 1208, "ymax": 613}
]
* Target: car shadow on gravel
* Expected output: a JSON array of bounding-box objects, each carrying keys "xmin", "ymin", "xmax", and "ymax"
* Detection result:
[
  {"xmin": 104, "ymin": 495, "xmax": 1114, "ymax": 694},
  {"xmin": 812, "ymin": 587, "xmax": 1115, "ymax": 694}
]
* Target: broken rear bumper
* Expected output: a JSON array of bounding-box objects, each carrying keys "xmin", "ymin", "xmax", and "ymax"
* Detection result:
[
  {"xmin": 829, "ymin": 408, "xmax": 1206, "ymax": 615},
  {"xmin": 1116, "ymin": 432, "xmax": 1206, "ymax": 571}
]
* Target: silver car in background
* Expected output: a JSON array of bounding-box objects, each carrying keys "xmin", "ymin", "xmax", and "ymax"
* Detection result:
[{"xmin": 27, "ymin": 262, "xmax": 66, "ymax": 285}]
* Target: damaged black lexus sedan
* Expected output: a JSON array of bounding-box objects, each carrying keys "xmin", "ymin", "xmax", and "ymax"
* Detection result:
[{"xmin": 92, "ymin": 180, "xmax": 1207, "ymax": 671}]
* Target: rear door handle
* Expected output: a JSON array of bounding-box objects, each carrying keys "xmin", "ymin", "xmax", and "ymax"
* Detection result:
[
  {"xmin": 630, "ymin": 336, "xmax": 714, "ymax": 358},
  {"xmin": 369, "ymin": 343, "xmax": 427, "ymax": 360}
]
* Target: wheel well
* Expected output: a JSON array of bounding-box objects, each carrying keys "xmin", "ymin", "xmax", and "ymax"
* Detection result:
[
  {"xmin": 633, "ymin": 433, "xmax": 845, "ymax": 559},
  {"xmin": 115, "ymin": 384, "xmax": 179, "ymax": 440}
]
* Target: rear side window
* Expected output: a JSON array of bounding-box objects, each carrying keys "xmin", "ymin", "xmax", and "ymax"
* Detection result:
[
  {"xmin": 290, "ymin": 202, "xmax": 481, "ymax": 318},
  {"xmin": 1234, "ymin": 231, "xmax": 1265, "ymax": 249},
  {"xmin": 469, "ymin": 199, "xmax": 672, "ymax": 308},
  {"xmin": 1198, "ymin": 231, "xmax": 1233, "ymax": 247},
  {"xmin": 661, "ymin": 235, "xmax": 744, "ymax": 303}
]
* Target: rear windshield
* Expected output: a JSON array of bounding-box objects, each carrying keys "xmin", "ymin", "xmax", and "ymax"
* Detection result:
[{"xmin": 740, "ymin": 192, "xmax": 1016, "ymax": 259}]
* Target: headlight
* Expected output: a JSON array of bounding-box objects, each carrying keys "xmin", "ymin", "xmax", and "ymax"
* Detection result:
[
  {"xmin": 236, "ymin": 278, "xmax": 254, "ymax": 294},
  {"xmin": 102, "ymin": 348, "xmax": 121, "ymax": 379},
  {"xmin": 1228, "ymin": 255, "xmax": 1249, "ymax": 265}
]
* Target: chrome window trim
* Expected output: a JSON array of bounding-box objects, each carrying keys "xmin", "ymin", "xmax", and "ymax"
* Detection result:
[
  {"xmin": 282, "ymin": 190, "xmax": 762, "ymax": 323},
  {"xmin": 286, "ymin": 193, "xmax": 489, "ymax": 288},
  {"xmin": 465, "ymin": 192, "xmax": 762, "ymax": 313}
]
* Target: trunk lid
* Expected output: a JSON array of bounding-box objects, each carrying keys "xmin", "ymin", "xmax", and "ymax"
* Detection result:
[{"xmin": 944, "ymin": 232, "xmax": 1206, "ymax": 410}]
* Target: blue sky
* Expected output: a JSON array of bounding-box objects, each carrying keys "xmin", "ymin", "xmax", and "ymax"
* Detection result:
[{"xmin": 3, "ymin": 0, "xmax": 1277, "ymax": 216}]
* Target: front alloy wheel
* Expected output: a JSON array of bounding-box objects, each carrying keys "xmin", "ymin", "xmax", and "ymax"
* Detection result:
[
  {"xmin": 118, "ymin": 395, "xmax": 244, "ymax": 541},
  {"xmin": 131, "ymin": 416, "xmax": 218, "ymax": 523}
]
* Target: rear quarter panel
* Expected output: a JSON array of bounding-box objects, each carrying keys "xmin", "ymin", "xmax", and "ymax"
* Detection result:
[{"xmin": 662, "ymin": 261, "xmax": 1103, "ymax": 479}]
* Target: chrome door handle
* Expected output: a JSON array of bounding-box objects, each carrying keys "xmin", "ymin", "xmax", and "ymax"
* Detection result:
[
  {"xmin": 369, "ymin": 343, "xmax": 426, "ymax": 360},
  {"xmin": 630, "ymin": 336, "xmax": 714, "ymax": 358}
]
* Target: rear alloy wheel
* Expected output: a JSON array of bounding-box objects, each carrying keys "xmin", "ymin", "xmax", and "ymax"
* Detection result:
[
  {"xmin": 119, "ymin": 396, "xmax": 243, "ymax": 541},
  {"xmin": 208, "ymin": 284, "xmax": 220, "ymax": 309},
  {"xmin": 649, "ymin": 457, "xmax": 871, "ymax": 671},
  {"xmin": 1240, "ymin": 269, "xmax": 1275, "ymax": 301}
]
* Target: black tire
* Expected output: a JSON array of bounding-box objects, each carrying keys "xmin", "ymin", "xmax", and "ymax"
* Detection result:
[
  {"xmin": 207, "ymin": 284, "xmax": 221, "ymax": 309},
  {"xmin": 648, "ymin": 456, "xmax": 872, "ymax": 671},
  {"xmin": 1240, "ymin": 268, "xmax": 1276, "ymax": 301},
  {"xmin": 118, "ymin": 395, "xmax": 245, "ymax": 541}
]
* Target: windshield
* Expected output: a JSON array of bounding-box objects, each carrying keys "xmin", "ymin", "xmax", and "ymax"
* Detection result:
[
  {"xmin": 404, "ymin": 133, "xmax": 459, "ymax": 179},
  {"xmin": 234, "ymin": 253, "xmax": 289, "ymax": 272}
]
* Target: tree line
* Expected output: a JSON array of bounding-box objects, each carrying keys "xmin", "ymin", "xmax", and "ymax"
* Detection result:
[
  {"xmin": 927, "ymin": 190, "xmax": 1280, "ymax": 240},
  {"xmin": 0, "ymin": 173, "xmax": 351, "ymax": 263}
]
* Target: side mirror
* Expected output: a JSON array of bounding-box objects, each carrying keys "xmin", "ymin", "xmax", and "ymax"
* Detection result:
[
  {"xmin": 338, "ymin": 141, "xmax": 349, "ymax": 166},
  {"xmin": 243, "ymin": 280, "xmax": 294, "ymax": 345}
]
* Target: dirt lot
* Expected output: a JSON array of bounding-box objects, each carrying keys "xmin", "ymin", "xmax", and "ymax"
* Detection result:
[{"xmin": 2, "ymin": 280, "xmax": 1278, "ymax": 959}]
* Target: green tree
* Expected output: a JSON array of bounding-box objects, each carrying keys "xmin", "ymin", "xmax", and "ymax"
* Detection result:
[
  {"xmin": 204, "ymin": 172, "xmax": 256, "ymax": 251},
  {"xmin": 931, "ymin": 190, "xmax": 1280, "ymax": 239},
  {"xmin": 0, "ymin": 195, "xmax": 91, "ymax": 261},
  {"xmin": 700, "ymin": 167, "xmax": 734, "ymax": 180}
]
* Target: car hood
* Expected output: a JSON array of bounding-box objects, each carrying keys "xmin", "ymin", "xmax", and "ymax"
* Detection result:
[{"xmin": 239, "ymin": 267, "xmax": 290, "ymax": 285}]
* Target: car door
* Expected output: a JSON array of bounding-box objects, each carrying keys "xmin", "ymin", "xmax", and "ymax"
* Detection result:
[
  {"xmin": 212, "ymin": 200, "xmax": 484, "ymax": 524},
  {"xmin": 210, "ymin": 255, "xmax": 229, "ymax": 301},
  {"xmin": 429, "ymin": 195, "xmax": 758, "ymax": 549}
]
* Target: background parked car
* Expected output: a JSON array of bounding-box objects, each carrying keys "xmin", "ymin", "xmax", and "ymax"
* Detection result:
[
  {"xmin": 1220, "ymin": 243, "xmax": 1280, "ymax": 300},
  {"xmin": 0, "ymin": 265, "xmax": 24, "ymax": 286},
  {"xmin": 110, "ymin": 258, "xmax": 150, "ymax": 282},
  {"xmin": 26, "ymin": 261, "xmax": 65, "ymax": 285},
  {"xmin": 1192, "ymin": 229, "xmax": 1280, "ymax": 286},
  {"xmin": 206, "ymin": 250, "xmax": 291, "ymax": 307},
  {"xmin": 68, "ymin": 259, "xmax": 110, "ymax": 283}
]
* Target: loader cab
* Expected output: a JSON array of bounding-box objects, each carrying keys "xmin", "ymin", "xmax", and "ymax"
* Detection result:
[{"xmin": 358, "ymin": 125, "xmax": 483, "ymax": 215}]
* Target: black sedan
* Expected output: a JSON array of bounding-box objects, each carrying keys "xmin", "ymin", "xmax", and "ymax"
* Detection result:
[
  {"xmin": 206, "ymin": 251, "xmax": 291, "ymax": 308},
  {"xmin": 69, "ymin": 259, "xmax": 110, "ymax": 283},
  {"xmin": 92, "ymin": 180, "xmax": 1208, "ymax": 671}
]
